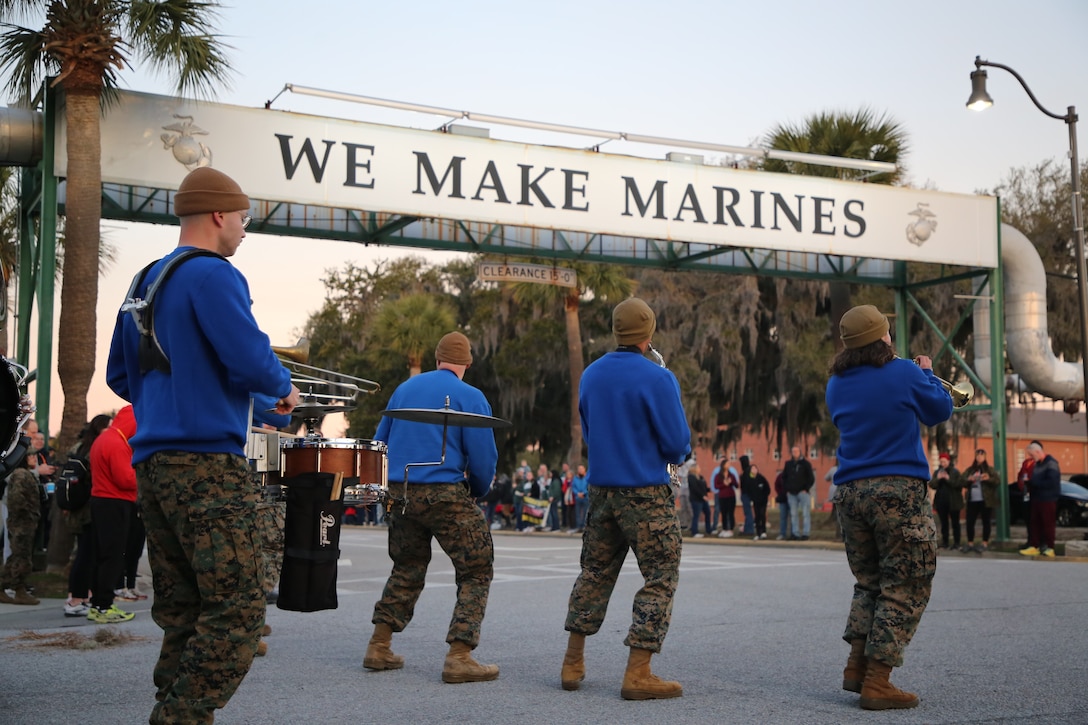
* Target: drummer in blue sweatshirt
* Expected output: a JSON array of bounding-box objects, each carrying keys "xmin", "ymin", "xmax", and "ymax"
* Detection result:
[{"xmin": 365, "ymin": 332, "xmax": 500, "ymax": 685}]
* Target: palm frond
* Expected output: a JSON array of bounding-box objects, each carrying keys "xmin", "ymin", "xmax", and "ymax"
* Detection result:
[
  {"xmin": 126, "ymin": 0, "xmax": 233, "ymax": 97},
  {"xmin": 0, "ymin": 23, "xmax": 51, "ymax": 103}
]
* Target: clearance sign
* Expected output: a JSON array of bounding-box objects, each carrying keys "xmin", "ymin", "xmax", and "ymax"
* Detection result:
[
  {"xmin": 477, "ymin": 263, "xmax": 577, "ymax": 288},
  {"xmin": 64, "ymin": 90, "xmax": 999, "ymax": 268}
]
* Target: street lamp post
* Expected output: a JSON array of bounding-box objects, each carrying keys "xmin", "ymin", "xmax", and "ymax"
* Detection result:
[{"xmin": 968, "ymin": 56, "xmax": 1088, "ymax": 432}]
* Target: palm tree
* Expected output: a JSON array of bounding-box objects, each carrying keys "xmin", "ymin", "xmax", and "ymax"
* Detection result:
[
  {"xmin": 762, "ymin": 108, "xmax": 907, "ymax": 184},
  {"xmin": 0, "ymin": 0, "xmax": 233, "ymax": 452},
  {"xmin": 511, "ymin": 260, "xmax": 634, "ymax": 466},
  {"xmin": 372, "ymin": 293, "xmax": 456, "ymax": 377},
  {"xmin": 761, "ymin": 108, "xmax": 909, "ymax": 446}
]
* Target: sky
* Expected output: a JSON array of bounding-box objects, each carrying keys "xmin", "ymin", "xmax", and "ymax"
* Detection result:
[{"xmin": 7, "ymin": 0, "xmax": 1088, "ymax": 435}]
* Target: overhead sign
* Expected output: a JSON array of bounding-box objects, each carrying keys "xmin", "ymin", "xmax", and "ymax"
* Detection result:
[
  {"xmin": 56, "ymin": 90, "xmax": 999, "ymax": 268},
  {"xmin": 477, "ymin": 262, "xmax": 577, "ymax": 287}
]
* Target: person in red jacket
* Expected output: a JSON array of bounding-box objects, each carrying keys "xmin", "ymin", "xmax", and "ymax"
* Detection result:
[{"xmin": 88, "ymin": 405, "xmax": 138, "ymax": 623}]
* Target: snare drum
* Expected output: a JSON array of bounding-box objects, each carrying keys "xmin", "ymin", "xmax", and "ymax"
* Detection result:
[{"xmin": 280, "ymin": 438, "xmax": 387, "ymax": 486}]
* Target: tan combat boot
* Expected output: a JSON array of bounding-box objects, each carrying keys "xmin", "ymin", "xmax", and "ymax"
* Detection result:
[
  {"xmin": 859, "ymin": 660, "xmax": 919, "ymax": 710},
  {"xmin": 12, "ymin": 588, "xmax": 40, "ymax": 606},
  {"xmin": 620, "ymin": 647, "xmax": 683, "ymax": 700},
  {"xmin": 363, "ymin": 623, "xmax": 404, "ymax": 671},
  {"xmin": 842, "ymin": 639, "xmax": 867, "ymax": 693},
  {"xmin": 560, "ymin": 632, "xmax": 586, "ymax": 691},
  {"xmin": 441, "ymin": 640, "xmax": 499, "ymax": 683}
]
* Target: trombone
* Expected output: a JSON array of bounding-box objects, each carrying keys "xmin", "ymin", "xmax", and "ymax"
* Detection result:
[{"xmin": 271, "ymin": 338, "xmax": 381, "ymax": 415}]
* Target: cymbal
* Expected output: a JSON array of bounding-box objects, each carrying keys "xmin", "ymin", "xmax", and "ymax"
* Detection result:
[
  {"xmin": 287, "ymin": 402, "xmax": 351, "ymax": 417},
  {"xmin": 382, "ymin": 406, "xmax": 511, "ymax": 429}
]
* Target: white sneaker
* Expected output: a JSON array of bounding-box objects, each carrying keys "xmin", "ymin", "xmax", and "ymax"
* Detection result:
[
  {"xmin": 115, "ymin": 588, "xmax": 138, "ymax": 602},
  {"xmin": 759, "ymin": 533, "xmax": 768, "ymax": 539},
  {"xmin": 693, "ymin": 533, "xmax": 705, "ymax": 538},
  {"xmin": 64, "ymin": 600, "xmax": 90, "ymax": 617},
  {"xmin": 722, "ymin": 530, "xmax": 734, "ymax": 538}
]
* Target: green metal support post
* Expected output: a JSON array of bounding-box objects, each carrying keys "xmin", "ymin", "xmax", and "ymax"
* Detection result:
[
  {"xmin": 989, "ymin": 227, "xmax": 1009, "ymax": 542},
  {"xmin": 33, "ymin": 83, "xmax": 58, "ymax": 439}
]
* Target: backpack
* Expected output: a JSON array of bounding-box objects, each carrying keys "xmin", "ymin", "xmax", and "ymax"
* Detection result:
[{"xmin": 55, "ymin": 455, "xmax": 92, "ymax": 511}]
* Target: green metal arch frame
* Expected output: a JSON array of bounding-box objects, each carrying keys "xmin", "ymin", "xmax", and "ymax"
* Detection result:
[{"xmin": 13, "ymin": 84, "xmax": 1011, "ymax": 539}]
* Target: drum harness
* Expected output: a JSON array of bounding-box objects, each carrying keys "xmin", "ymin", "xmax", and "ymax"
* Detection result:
[{"xmin": 120, "ymin": 249, "xmax": 226, "ymax": 375}]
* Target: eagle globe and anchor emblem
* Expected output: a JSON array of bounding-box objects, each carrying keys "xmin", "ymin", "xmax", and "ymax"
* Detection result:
[
  {"xmin": 160, "ymin": 114, "xmax": 213, "ymax": 170},
  {"xmin": 906, "ymin": 202, "xmax": 938, "ymax": 246}
]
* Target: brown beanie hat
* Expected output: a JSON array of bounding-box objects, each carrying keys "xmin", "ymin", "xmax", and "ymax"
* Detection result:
[
  {"xmin": 435, "ymin": 331, "xmax": 473, "ymax": 365},
  {"xmin": 174, "ymin": 167, "xmax": 250, "ymax": 217},
  {"xmin": 612, "ymin": 297, "xmax": 656, "ymax": 345},
  {"xmin": 840, "ymin": 304, "xmax": 889, "ymax": 349}
]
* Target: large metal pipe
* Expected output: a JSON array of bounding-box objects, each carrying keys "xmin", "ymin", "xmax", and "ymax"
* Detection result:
[
  {"xmin": 975, "ymin": 223, "xmax": 1081, "ymax": 400},
  {"xmin": 0, "ymin": 107, "xmax": 43, "ymax": 166}
]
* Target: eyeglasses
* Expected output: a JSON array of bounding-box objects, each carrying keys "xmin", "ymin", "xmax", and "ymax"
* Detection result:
[{"xmin": 240, "ymin": 213, "xmax": 252, "ymax": 229}]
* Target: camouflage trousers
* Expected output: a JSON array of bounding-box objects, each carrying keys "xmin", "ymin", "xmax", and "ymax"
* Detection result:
[
  {"xmin": 565, "ymin": 484, "xmax": 682, "ymax": 652},
  {"xmin": 136, "ymin": 452, "xmax": 265, "ymax": 725},
  {"xmin": 256, "ymin": 501, "xmax": 286, "ymax": 594},
  {"xmin": 372, "ymin": 483, "xmax": 494, "ymax": 647},
  {"xmin": 836, "ymin": 476, "xmax": 937, "ymax": 668},
  {"xmin": 1, "ymin": 470, "xmax": 40, "ymax": 590}
]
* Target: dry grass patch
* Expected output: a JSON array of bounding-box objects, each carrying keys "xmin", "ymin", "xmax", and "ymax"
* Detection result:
[{"xmin": 6, "ymin": 628, "xmax": 148, "ymax": 650}]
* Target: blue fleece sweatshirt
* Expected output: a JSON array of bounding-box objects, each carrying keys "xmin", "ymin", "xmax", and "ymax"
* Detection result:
[
  {"xmin": 106, "ymin": 247, "xmax": 292, "ymax": 464},
  {"xmin": 579, "ymin": 350, "xmax": 691, "ymax": 487},
  {"xmin": 826, "ymin": 357, "xmax": 953, "ymax": 485},
  {"xmin": 374, "ymin": 368, "xmax": 498, "ymax": 499}
]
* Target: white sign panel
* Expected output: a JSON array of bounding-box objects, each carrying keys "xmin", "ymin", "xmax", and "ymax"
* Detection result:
[
  {"xmin": 58, "ymin": 90, "xmax": 999, "ymax": 268},
  {"xmin": 477, "ymin": 262, "xmax": 577, "ymax": 288}
]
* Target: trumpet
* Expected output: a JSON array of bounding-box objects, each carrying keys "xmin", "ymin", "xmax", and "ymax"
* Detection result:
[
  {"xmin": 937, "ymin": 376, "xmax": 974, "ymax": 408},
  {"xmin": 906, "ymin": 356, "xmax": 973, "ymax": 408}
]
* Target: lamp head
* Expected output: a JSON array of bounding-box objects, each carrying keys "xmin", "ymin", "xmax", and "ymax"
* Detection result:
[{"xmin": 967, "ymin": 68, "xmax": 993, "ymax": 111}]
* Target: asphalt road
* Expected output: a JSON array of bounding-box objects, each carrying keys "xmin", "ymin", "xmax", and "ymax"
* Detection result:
[{"xmin": 1, "ymin": 529, "xmax": 1086, "ymax": 724}]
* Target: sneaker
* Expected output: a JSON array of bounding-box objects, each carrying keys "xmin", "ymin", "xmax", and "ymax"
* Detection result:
[
  {"xmin": 959, "ymin": 544, "xmax": 971, "ymax": 553},
  {"xmin": 1041, "ymin": 547, "xmax": 1056, "ymax": 558},
  {"xmin": 64, "ymin": 600, "xmax": 90, "ymax": 617},
  {"xmin": 974, "ymin": 543, "xmax": 986, "ymax": 554},
  {"xmin": 759, "ymin": 533, "xmax": 768, "ymax": 540},
  {"xmin": 775, "ymin": 535, "xmax": 785, "ymax": 541},
  {"xmin": 1019, "ymin": 546, "xmax": 1040, "ymax": 557},
  {"xmin": 800, "ymin": 535, "xmax": 810, "ymax": 541},
  {"xmin": 87, "ymin": 604, "xmax": 135, "ymax": 624},
  {"xmin": 722, "ymin": 530, "xmax": 733, "ymax": 538},
  {"xmin": 115, "ymin": 588, "xmax": 146, "ymax": 602},
  {"xmin": 693, "ymin": 533, "xmax": 705, "ymax": 539}
]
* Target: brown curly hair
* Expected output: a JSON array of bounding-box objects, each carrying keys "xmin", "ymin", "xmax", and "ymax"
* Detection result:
[{"xmin": 828, "ymin": 339, "xmax": 896, "ymax": 376}]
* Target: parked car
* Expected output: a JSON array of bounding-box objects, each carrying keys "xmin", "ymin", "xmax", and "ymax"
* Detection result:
[
  {"xmin": 1057, "ymin": 481, "xmax": 1088, "ymax": 526},
  {"xmin": 1006, "ymin": 480, "xmax": 1088, "ymax": 527}
]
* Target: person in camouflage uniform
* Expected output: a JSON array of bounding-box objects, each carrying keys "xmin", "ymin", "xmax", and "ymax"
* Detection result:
[
  {"xmin": 826, "ymin": 305, "xmax": 952, "ymax": 711},
  {"xmin": 0, "ymin": 457, "xmax": 41, "ymax": 605},
  {"xmin": 562, "ymin": 298, "xmax": 691, "ymax": 701},
  {"xmin": 106, "ymin": 168, "xmax": 300, "ymax": 724},
  {"xmin": 365, "ymin": 332, "xmax": 500, "ymax": 683}
]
